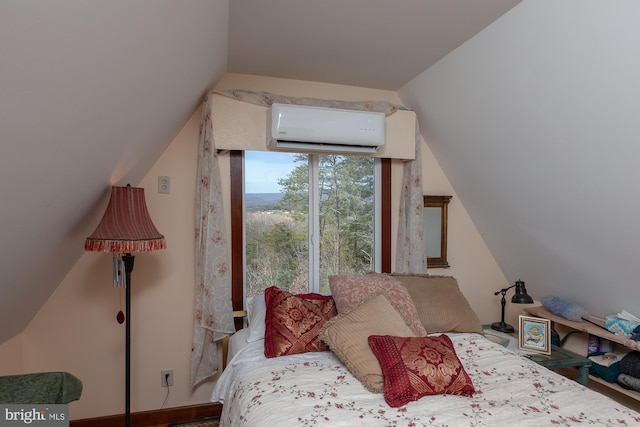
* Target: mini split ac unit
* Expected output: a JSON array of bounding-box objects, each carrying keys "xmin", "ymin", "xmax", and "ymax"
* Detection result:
[{"xmin": 267, "ymin": 103, "xmax": 385, "ymax": 154}]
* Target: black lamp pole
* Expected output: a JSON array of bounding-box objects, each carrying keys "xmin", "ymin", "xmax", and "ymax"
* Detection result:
[
  {"xmin": 491, "ymin": 284, "xmax": 516, "ymax": 333},
  {"xmin": 123, "ymin": 253, "xmax": 135, "ymax": 427}
]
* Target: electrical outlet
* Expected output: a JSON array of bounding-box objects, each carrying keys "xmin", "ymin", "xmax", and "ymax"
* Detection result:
[
  {"xmin": 161, "ymin": 369, "xmax": 173, "ymax": 387},
  {"xmin": 158, "ymin": 176, "xmax": 170, "ymax": 194}
]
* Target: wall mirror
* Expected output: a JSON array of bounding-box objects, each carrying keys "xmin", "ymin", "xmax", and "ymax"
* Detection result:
[{"xmin": 423, "ymin": 195, "xmax": 451, "ymax": 268}]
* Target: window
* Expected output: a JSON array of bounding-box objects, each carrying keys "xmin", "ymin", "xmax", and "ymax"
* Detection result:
[{"xmin": 243, "ymin": 151, "xmax": 380, "ymax": 295}]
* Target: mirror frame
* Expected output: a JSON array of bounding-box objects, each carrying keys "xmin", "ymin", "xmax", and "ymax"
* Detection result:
[{"xmin": 423, "ymin": 195, "xmax": 452, "ymax": 268}]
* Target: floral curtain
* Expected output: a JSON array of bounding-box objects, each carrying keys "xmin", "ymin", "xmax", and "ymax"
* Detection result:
[
  {"xmin": 191, "ymin": 93, "xmax": 236, "ymax": 386},
  {"xmin": 191, "ymin": 89, "xmax": 424, "ymax": 385},
  {"xmin": 395, "ymin": 120, "xmax": 427, "ymax": 274}
]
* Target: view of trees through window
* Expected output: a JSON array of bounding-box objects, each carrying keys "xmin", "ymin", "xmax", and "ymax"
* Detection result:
[{"xmin": 245, "ymin": 151, "xmax": 376, "ymax": 296}]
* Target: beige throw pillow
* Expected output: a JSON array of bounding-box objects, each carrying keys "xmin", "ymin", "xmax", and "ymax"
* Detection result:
[
  {"xmin": 319, "ymin": 293, "xmax": 416, "ymax": 393},
  {"xmin": 391, "ymin": 274, "xmax": 483, "ymax": 334}
]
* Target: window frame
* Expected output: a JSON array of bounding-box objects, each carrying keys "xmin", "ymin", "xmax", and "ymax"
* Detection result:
[{"xmin": 229, "ymin": 150, "xmax": 391, "ymax": 309}]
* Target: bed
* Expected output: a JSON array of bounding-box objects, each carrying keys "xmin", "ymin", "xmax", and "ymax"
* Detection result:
[{"xmin": 211, "ymin": 274, "xmax": 640, "ymax": 426}]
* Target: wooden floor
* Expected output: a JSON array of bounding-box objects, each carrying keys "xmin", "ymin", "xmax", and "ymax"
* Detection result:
[
  {"xmin": 70, "ymin": 403, "xmax": 221, "ymax": 427},
  {"xmin": 143, "ymin": 419, "xmax": 219, "ymax": 427},
  {"xmin": 147, "ymin": 422, "xmax": 218, "ymax": 427}
]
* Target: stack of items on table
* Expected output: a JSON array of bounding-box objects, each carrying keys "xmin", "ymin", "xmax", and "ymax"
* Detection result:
[
  {"xmin": 529, "ymin": 298, "xmax": 640, "ymax": 392},
  {"xmin": 616, "ymin": 325, "xmax": 640, "ymax": 392},
  {"xmin": 587, "ymin": 339, "xmax": 623, "ymax": 384},
  {"xmin": 589, "ymin": 312, "xmax": 640, "ymax": 391},
  {"xmin": 618, "ymin": 347, "xmax": 640, "ymax": 391}
]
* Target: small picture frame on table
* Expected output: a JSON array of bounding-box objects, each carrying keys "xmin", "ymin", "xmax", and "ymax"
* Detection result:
[{"xmin": 519, "ymin": 315, "xmax": 551, "ymax": 355}]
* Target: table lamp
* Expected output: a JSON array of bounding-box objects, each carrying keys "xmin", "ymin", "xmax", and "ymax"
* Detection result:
[{"xmin": 491, "ymin": 279, "xmax": 533, "ymax": 333}]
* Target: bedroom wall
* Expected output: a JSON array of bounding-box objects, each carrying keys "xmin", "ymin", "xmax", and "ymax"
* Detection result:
[
  {"xmin": 398, "ymin": 0, "xmax": 640, "ymax": 320},
  {"xmin": 7, "ymin": 73, "xmax": 512, "ymax": 420},
  {"xmin": 19, "ymin": 110, "xmax": 208, "ymax": 420},
  {"xmin": 0, "ymin": 334, "xmax": 23, "ymax": 375}
]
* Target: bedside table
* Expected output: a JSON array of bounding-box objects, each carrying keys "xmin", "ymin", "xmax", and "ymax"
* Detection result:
[
  {"xmin": 483, "ymin": 325, "xmax": 592, "ymax": 386},
  {"xmin": 524, "ymin": 346, "xmax": 592, "ymax": 386}
]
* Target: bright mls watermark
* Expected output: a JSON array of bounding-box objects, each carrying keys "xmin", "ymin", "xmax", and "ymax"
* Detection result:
[{"xmin": 1, "ymin": 405, "xmax": 68, "ymax": 426}]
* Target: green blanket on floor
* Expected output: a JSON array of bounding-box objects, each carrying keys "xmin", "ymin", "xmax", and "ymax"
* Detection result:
[{"xmin": 0, "ymin": 372, "xmax": 82, "ymax": 404}]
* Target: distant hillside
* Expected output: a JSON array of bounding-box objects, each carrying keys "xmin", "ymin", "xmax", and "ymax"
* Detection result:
[{"xmin": 245, "ymin": 193, "xmax": 283, "ymax": 211}]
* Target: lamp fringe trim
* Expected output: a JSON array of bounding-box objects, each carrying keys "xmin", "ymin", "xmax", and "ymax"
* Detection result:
[{"xmin": 84, "ymin": 238, "xmax": 166, "ymax": 253}]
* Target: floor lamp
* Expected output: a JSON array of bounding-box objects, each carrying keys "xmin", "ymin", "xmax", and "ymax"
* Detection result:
[{"xmin": 85, "ymin": 185, "xmax": 166, "ymax": 427}]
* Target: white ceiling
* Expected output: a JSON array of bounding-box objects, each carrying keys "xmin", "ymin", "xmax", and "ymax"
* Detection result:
[
  {"xmin": 0, "ymin": 0, "xmax": 522, "ymax": 344},
  {"xmin": 227, "ymin": 0, "xmax": 520, "ymax": 90}
]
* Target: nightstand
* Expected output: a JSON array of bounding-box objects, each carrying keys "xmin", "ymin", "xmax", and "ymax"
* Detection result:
[
  {"xmin": 483, "ymin": 325, "xmax": 592, "ymax": 386},
  {"xmin": 524, "ymin": 346, "xmax": 592, "ymax": 386}
]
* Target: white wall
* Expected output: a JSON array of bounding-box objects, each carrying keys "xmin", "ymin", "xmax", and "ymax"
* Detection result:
[
  {"xmin": 399, "ymin": 0, "xmax": 640, "ymax": 319},
  {"xmin": 6, "ymin": 73, "xmax": 509, "ymax": 420},
  {"xmin": 22, "ymin": 110, "xmax": 208, "ymax": 420}
]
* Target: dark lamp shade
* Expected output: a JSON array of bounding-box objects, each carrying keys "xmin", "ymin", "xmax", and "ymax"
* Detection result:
[
  {"xmin": 85, "ymin": 185, "xmax": 166, "ymax": 253},
  {"xmin": 511, "ymin": 280, "xmax": 533, "ymax": 304}
]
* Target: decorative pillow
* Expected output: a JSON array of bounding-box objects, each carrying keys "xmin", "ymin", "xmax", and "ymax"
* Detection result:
[
  {"xmin": 246, "ymin": 295, "xmax": 266, "ymax": 343},
  {"xmin": 319, "ymin": 293, "xmax": 416, "ymax": 393},
  {"xmin": 541, "ymin": 296, "xmax": 586, "ymax": 322},
  {"xmin": 263, "ymin": 286, "xmax": 337, "ymax": 358},
  {"xmin": 391, "ymin": 274, "xmax": 482, "ymax": 334},
  {"xmin": 368, "ymin": 334, "xmax": 475, "ymax": 407},
  {"xmin": 329, "ymin": 274, "xmax": 426, "ymax": 336}
]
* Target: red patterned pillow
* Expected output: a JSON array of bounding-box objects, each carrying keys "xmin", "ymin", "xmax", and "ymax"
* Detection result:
[
  {"xmin": 329, "ymin": 274, "xmax": 427, "ymax": 337},
  {"xmin": 368, "ymin": 334, "xmax": 475, "ymax": 407},
  {"xmin": 264, "ymin": 286, "xmax": 337, "ymax": 358}
]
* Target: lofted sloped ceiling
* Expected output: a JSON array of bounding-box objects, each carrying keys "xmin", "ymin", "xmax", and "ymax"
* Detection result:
[
  {"xmin": 227, "ymin": 0, "xmax": 521, "ymax": 91},
  {"xmin": 0, "ymin": 0, "xmax": 230, "ymax": 343},
  {"xmin": 398, "ymin": 0, "xmax": 640, "ymax": 320},
  {"xmin": 2, "ymin": 0, "xmax": 563, "ymax": 346}
]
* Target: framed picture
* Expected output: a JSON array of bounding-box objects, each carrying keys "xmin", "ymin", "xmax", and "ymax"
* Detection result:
[
  {"xmin": 519, "ymin": 315, "xmax": 551, "ymax": 355},
  {"xmin": 423, "ymin": 195, "xmax": 452, "ymax": 268}
]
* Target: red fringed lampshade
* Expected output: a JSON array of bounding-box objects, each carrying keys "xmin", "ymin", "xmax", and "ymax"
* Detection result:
[{"xmin": 85, "ymin": 185, "xmax": 166, "ymax": 253}]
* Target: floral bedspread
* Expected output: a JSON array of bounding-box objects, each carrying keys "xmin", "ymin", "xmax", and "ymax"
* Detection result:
[{"xmin": 215, "ymin": 334, "xmax": 640, "ymax": 426}]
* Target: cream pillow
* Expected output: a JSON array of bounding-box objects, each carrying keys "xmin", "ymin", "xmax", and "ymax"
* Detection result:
[
  {"xmin": 391, "ymin": 274, "xmax": 482, "ymax": 334},
  {"xmin": 319, "ymin": 293, "xmax": 416, "ymax": 393}
]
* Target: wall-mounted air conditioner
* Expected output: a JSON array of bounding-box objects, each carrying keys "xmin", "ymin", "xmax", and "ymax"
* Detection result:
[{"xmin": 267, "ymin": 103, "xmax": 385, "ymax": 154}]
